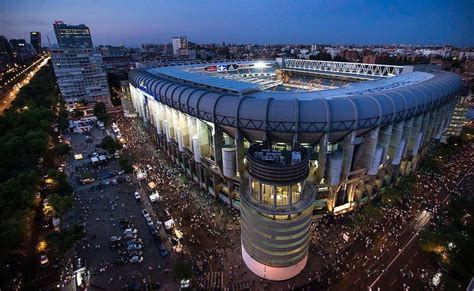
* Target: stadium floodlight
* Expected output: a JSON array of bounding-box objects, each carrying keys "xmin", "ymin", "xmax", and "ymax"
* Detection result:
[{"xmin": 254, "ymin": 61, "xmax": 267, "ymax": 68}]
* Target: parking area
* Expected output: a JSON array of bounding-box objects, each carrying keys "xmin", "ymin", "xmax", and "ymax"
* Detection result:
[{"xmin": 61, "ymin": 127, "xmax": 171, "ymax": 290}]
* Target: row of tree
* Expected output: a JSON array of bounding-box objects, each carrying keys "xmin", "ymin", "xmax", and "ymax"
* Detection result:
[{"xmin": 0, "ymin": 62, "xmax": 74, "ymax": 253}]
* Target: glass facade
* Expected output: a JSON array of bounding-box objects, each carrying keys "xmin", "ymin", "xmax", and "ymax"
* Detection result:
[{"xmin": 249, "ymin": 177, "xmax": 302, "ymax": 207}]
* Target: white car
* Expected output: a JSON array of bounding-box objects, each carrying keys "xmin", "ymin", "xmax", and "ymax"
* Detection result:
[
  {"xmin": 40, "ymin": 255, "xmax": 49, "ymax": 267},
  {"xmin": 127, "ymin": 244, "xmax": 143, "ymax": 251},
  {"xmin": 124, "ymin": 228, "xmax": 138, "ymax": 235},
  {"xmin": 110, "ymin": 236, "xmax": 121, "ymax": 242},
  {"xmin": 129, "ymin": 256, "xmax": 143, "ymax": 263},
  {"xmin": 134, "ymin": 192, "xmax": 141, "ymax": 200},
  {"xmin": 141, "ymin": 209, "xmax": 149, "ymax": 218},
  {"xmin": 124, "ymin": 233, "xmax": 137, "ymax": 240},
  {"xmin": 145, "ymin": 216, "xmax": 154, "ymax": 227}
]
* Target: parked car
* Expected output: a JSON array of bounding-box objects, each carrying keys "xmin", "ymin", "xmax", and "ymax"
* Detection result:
[
  {"xmin": 128, "ymin": 250, "xmax": 143, "ymax": 257},
  {"xmin": 129, "ymin": 256, "xmax": 143, "ymax": 263},
  {"xmin": 141, "ymin": 209, "xmax": 149, "ymax": 218},
  {"xmin": 127, "ymin": 244, "xmax": 143, "ymax": 251},
  {"xmin": 124, "ymin": 233, "xmax": 137, "ymax": 240},
  {"xmin": 109, "ymin": 236, "xmax": 121, "ymax": 242},
  {"xmin": 145, "ymin": 216, "xmax": 154, "ymax": 227},
  {"xmin": 124, "ymin": 228, "xmax": 138, "ymax": 235},
  {"xmin": 40, "ymin": 254, "xmax": 49, "ymax": 267},
  {"xmin": 127, "ymin": 239, "xmax": 143, "ymax": 245},
  {"xmin": 158, "ymin": 244, "xmax": 169, "ymax": 257}
]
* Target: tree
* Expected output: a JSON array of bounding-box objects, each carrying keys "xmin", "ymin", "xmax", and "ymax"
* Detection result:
[
  {"xmin": 99, "ymin": 136, "xmax": 122, "ymax": 153},
  {"xmin": 46, "ymin": 224, "xmax": 85, "ymax": 255},
  {"xmin": 48, "ymin": 194, "xmax": 73, "ymax": 217},
  {"xmin": 55, "ymin": 143, "xmax": 71, "ymax": 156},
  {"xmin": 119, "ymin": 155, "xmax": 134, "ymax": 173},
  {"xmin": 172, "ymin": 261, "xmax": 193, "ymax": 281},
  {"xmin": 93, "ymin": 102, "xmax": 108, "ymax": 123},
  {"xmin": 47, "ymin": 169, "xmax": 73, "ymax": 195}
]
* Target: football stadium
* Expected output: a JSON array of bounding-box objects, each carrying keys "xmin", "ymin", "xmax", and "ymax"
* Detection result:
[{"xmin": 128, "ymin": 58, "xmax": 462, "ymax": 280}]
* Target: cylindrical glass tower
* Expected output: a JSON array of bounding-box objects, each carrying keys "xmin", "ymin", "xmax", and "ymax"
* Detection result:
[{"xmin": 240, "ymin": 144, "xmax": 315, "ymax": 281}]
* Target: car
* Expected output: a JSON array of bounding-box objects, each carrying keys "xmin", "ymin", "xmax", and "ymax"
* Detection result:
[
  {"xmin": 129, "ymin": 256, "xmax": 143, "ymax": 263},
  {"xmin": 110, "ymin": 236, "xmax": 121, "ymax": 242},
  {"xmin": 144, "ymin": 281, "xmax": 161, "ymax": 290},
  {"xmin": 128, "ymin": 250, "xmax": 143, "ymax": 257},
  {"xmin": 127, "ymin": 239, "xmax": 143, "ymax": 246},
  {"xmin": 124, "ymin": 233, "xmax": 137, "ymax": 240},
  {"xmin": 127, "ymin": 244, "xmax": 143, "ymax": 251},
  {"xmin": 158, "ymin": 244, "xmax": 169, "ymax": 257},
  {"xmin": 145, "ymin": 216, "xmax": 154, "ymax": 227},
  {"xmin": 141, "ymin": 209, "xmax": 149, "ymax": 218},
  {"xmin": 40, "ymin": 254, "xmax": 49, "ymax": 267},
  {"xmin": 124, "ymin": 228, "xmax": 138, "ymax": 235},
  {"xmin": 134, "ymin": 192, "xmax": 141, "ymax": 200}
]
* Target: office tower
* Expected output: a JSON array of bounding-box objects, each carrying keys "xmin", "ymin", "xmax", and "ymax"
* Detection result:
[
  {"xmin": 30, "ymin": 32, "xmax": 41, "ymax": 52},
  {"xmin": 53, "ymin": 20, "xmax": 93, "ymax": 48},
  {"xmin": 0, "ymin": 36, "xmax": 14, "ymax": 70},
  {"xmin": 9, "ymin": 39, "xmax": 35, "ymax": 63},
  {"xmin": 51, "ymin": 21, "xmax": 110, "ymax": 106}
]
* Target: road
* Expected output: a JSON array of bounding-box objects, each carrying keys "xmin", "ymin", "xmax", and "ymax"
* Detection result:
[{"xmin": 0, "ymin": 55, "xmax": 50, "ymax": 114}]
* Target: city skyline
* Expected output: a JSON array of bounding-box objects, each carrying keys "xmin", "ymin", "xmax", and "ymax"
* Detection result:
[{"xmin": 1, "ymin": 0, "xmax": 473, "ymax": 47}]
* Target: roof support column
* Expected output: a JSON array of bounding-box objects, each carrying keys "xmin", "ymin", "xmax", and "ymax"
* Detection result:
[
  {"xmin": 316, "ymin": 134, "xmax": 328, "ymax": 183},
  {"xmin": 357, "ymin": 127, "xmax": 380, "ymax": 172},
  {"xmin": 197, "ymin": 119, "xmax": 210, "ymax": 158},
  {"xmin": 377, "ymin": 124, "xmax": 393, "ymax": 165},
  {"xmin": 187, "ymin": 116, "xmax": 197, "ymax": 152},
  {"xmin": 235, "ymin": 130, "xmax": 246, "ymax": 175},
  {"xmin": 407, "ymin": 115, "xmax": 423, "ymax": 156},
  {"xmin": 388, "ymin": 121, "xmax": 404, "ymax": 162},
  {"xmin": 178, "ymin": 111, "xmax": 190, "ymax": 148},
  {"xmin": 214, "ymin": 125, "xmax": 224, "ymax": 171},
  {"xmin": 341, "ymin": 132, "xmax": 356, "ymax": 181}
]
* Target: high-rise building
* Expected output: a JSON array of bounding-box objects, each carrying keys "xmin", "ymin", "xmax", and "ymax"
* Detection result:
[
  {"xmin": 0, "ymin": 35, "xmax": 14, "ymax": 70},
  {"xmin": 51, "ymin": 47, "xmax": 110, "ymax": 105},
  {"xmin": 30, "ymin": 32, "xmax": 41, "ymax": 52},
  {"xmin": 172, "ymin": 36, "xmax": 188, "ymax": 55},
  {"xmin": 51, "ymin": 21, "xmax": 109, "ymax": 106},
  {"xmin": 53, "ymin": 20, "xmax": 92, "ymax": 48},
  {"xmin": 9, "ymin": 39, "xmax": 35, "ymax": 63}
]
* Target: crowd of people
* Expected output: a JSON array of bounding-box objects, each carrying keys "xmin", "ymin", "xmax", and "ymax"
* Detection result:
[{"xmin": 83, "ymin": 114, "xmax": 474, "ymax": 290}]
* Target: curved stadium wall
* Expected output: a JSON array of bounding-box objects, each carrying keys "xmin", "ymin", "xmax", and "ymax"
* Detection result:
[{"xmin": 127, "ymin": 60, "xmax": 462, "ymax": 280}]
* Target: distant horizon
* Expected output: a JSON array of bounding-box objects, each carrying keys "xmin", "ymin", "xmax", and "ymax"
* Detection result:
[{"xmin": 1, "ymin": 0, "xmax": 473, "ymax": 47}]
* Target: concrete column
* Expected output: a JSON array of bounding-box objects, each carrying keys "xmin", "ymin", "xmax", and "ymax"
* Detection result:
[
  {"xmin": 197, "ymin": 120, "xmax": 210, "ymax": 158},
  {"xmin": 341, "ymin": 132, "xmax": 356, "ymax": 181},
  {"xmin": 179, "ymin": 112, "xmax": 190, "ymax": 148},
  {"xmin": 407, "ymin": 115, "xmax": 423, "ymax": 156},
  {"xmin": 357, "ymin": 127, "xmax": 380, "ymax": 170},
  {"xmin": 214, "ymin": 126, "xmax": 224, "ymax": 171},
  {"xmin": 316, "ymin": 134, "xmax": 328, "ymax": 183},
  {"xmin": 187, "ymin": 116, "xmax": 197, "ymax": 151},
  {"xmin": 377, "ymin": 124, "xmax": 393, "ymax": 164},
  {"xmin": 388, "ymin": 121, "xmax": 404, "ymax": 159},
  {"xmin": 235, "ymin": 130, "xmax": 246, "ymax": 175}
]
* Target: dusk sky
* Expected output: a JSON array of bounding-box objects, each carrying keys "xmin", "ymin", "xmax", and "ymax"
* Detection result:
[{"xmin": 1, "ymin": 0, "xmax": 473, "ymax": 47}]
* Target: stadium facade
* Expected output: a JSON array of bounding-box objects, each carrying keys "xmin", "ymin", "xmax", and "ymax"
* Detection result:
[{"xmin": 128, "ymin": 59, "xmax": 462, "ymax": 280}]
